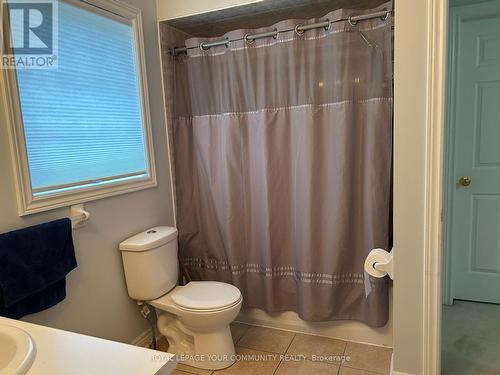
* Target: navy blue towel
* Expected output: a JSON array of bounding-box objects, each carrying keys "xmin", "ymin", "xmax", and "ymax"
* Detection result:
[{"xmin": 0, "ymin": 218, "xmax": 77, "ymax": 319}]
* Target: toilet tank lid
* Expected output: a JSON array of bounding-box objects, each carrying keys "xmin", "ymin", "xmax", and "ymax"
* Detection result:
[{"xmin": 119, "ymin": 226, "xmax": 178, "ymax": 252}]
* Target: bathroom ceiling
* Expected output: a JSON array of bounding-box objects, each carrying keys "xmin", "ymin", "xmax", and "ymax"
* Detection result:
[{"xmin": 164, "ymin": 0, "xmax": 389, "ymax": 37}]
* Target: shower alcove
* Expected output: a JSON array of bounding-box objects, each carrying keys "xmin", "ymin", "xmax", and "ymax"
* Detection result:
[{"xmin": 158, "ymin": 0, "xmax": 394, "ymax": 348}]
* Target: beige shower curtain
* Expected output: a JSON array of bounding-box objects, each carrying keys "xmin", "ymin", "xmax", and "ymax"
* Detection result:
[{"xmin": 172, "ymin": 3, "xmax": 393, "ymax": 327}]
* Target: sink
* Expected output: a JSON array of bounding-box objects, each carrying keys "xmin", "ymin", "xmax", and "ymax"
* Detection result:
[{"xmin": 0, "ymin": 325, "xmax": 36, "ymax": 375}]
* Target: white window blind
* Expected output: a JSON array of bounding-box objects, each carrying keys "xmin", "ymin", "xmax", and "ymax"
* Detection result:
[{"xmin": 14, "ymin": 1, "xmax": 149, "ymax": 196}]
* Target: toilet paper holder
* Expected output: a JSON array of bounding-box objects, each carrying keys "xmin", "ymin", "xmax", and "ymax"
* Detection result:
[{"xmin": 365, "ymin": 248, "xmax": 394, "ymax": 280}]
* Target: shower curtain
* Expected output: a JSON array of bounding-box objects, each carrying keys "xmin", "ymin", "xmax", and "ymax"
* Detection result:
[{"xmin": 171, "ymin": 3, "xmax": 393, "ymax": 327}]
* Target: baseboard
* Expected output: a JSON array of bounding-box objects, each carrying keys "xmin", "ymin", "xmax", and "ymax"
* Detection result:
[
  {"xmin": 131, "ymin": 328, "xmax": 153, "ymax": 348},
  {"xmin": 390, "ymin": 354, "xmax": 416, "ymax": 375}
]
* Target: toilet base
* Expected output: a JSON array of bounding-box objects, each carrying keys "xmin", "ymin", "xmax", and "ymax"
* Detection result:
[{"xmin": 157, "ymin": 311, "xmax": 236, "ymax": 370}]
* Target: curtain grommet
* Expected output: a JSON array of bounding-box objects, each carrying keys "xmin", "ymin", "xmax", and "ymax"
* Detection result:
[
  {"xmin": 199, "ymin": 42, "xmax": 209, "ymax": 51},
  {"xmin": 381, "ymin": 9, "xmax": 391, "ymax": 21},
  {"xmin": 244, "ymin": 33, "xmax": 255, "ymax": 44},
  {"xmin": 272, "ymin": 28, "xmax": 279, "ymax": 39},
  {"xmin": 348, "ymin": 16, "xmax": 358, "ymax": 27},
  {"xmin": 294, "ymin": 24, "xmax": 305, "ymax": 36},
  {"xmin": 324, "ymin": 19, "xmax": 331, "ymax": 31}
]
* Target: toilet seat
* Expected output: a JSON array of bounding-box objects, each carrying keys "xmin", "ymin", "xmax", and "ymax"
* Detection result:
[
  {"xmin": 150, "ymin": 281, "xmax": 242, "ymax": 313},
  {"xmin": 173, "ymin": 296, "xmax": 242, "ymax": 313},
  {"xmin": 171, "ymin": 281, "xmax": 241, "ymax": 311}
]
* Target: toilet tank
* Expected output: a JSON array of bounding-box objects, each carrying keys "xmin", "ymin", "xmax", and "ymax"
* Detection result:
[{"xmin": 119, "ymin": 226, "xmax": 179, "ymax": 301}]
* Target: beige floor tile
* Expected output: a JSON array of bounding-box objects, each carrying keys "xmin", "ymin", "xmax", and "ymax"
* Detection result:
[
  {"xmin": 237, "ymin": 326, "xmax": 295, "ymax": 354},
  {"xmin": 287, "ymin": 334, "xmax": 346, "ymax": 364},
  {"xmin": 230, "ymin": 322, "xmax": 250, "ymax": 344},
  {"xmin": 343, "ymin": 342, "xmax": 392, "ymax": 374},
  {"xmin": 339, "ymin": 367, "xmax": 379, "ymax": 375},
  {"xmin": 176, "ymin": 363, "xmax": 214, "ymax": 375},
  {"xmin": 275, "ymin": 359, "xmax": 340, "ymax": 375},
  {"xmin": 213, "ymin": 347, "xmax": 281, "ymax": 374},
  {"xmin": 172, "ymin": 370, "xmax": 204, "ymax": 375}
]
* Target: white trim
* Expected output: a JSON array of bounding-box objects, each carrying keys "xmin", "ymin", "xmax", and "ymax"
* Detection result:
[
  {"xmin": 1, "ymin": 0, "xmax": 157, "ymax": 216},
  {"xmin": 156, "ymin": 0, "xmax": 262, "ymax": 21},
  {"xmin": 393, "ymin": 0, "xmax": 447, "ymax": 373},
  {"xmin": 442, "ymin": 3, "xmax": 460, "ymax": 306},
  {"xmin": 131, "ymin": 328, "xmax": 154, "ymax": 348},
  {"xmin": 156, "ymin": 16, "xmax": 177, "ymax": 227},
  {"xmin": 423, "ymin": 1, "xmax": 448, "ymax": 375}
]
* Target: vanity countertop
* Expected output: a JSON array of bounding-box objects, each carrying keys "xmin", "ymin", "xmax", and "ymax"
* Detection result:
[{"xmin": 0, "ymin": 316, "xmax": 176, "ymax": 375}]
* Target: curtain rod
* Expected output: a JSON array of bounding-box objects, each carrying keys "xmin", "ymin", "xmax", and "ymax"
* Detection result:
[{"xmin": 170, "ymin": 9, "xmax": 392, "ymax": 56}]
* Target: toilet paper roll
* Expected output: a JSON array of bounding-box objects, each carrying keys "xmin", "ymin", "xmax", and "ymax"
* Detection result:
[{"xmin": 364, "ymin": 248, "xmax": 392, "ymax": 278}]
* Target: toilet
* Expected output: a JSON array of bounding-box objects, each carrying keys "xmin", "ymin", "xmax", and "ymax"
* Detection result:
[{"xmin": 119, "ymin": 226, "xmax": 242, "ymax": 370}]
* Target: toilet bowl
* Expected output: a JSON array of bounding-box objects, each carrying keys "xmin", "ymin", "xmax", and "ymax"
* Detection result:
[
  {"xmin": 150, "ymin": 281, "xmax": 242, "ymax": 370},
  {"xmin": 119, "ymin": 227, "xmax": 242, "ymax": 370}
]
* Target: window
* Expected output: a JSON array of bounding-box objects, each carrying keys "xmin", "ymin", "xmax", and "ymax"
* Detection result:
[{"xmin": 3, "ymin": 0, "xmax": 156, "ymax": 215}]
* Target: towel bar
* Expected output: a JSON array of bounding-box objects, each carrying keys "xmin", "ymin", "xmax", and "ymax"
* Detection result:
[{"xmin": 70, "ymin": 204, "xmax": 90, "ymax": 229}]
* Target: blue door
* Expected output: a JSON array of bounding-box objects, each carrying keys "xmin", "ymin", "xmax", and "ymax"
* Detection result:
[{"xmin": 449, "ymin": 0, "xmax": 500, "ymax": 303}]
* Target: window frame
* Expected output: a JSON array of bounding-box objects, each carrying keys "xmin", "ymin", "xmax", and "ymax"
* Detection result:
[{"xmin": 2, "ymin": 0, "xmax": 157, "ymax": 216}]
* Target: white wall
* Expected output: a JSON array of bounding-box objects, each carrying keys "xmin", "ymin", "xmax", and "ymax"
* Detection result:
[
  {"xmin": 0, "ymin": 0, "xmax": 174, "ymax": 344},
  {"xmin": 157, "ymin": 0, "xmax": 263, "ymax": 20}
]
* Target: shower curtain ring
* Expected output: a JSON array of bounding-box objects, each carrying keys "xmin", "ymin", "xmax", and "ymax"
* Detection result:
[
  {"xmin": 324, "ymin": 19, "xmax": 331, "ymax": 31},
  {"xmin": 348, "ymin": 16, "xmax": 358, "ymax": 27},
  {"xmin": 381, "ymin": 9, "xmax": 391, "ymax": 21},
  {"xmin": 294, "ymin": 24, "xmax": 305, "ymax": 36},
  {"xmin": 244, "ymin": 33, "xmax": 255, "ymax": 44},
  {"xmin": 199, "ymin": 42, "xmax": 209, "ymax": 51}
]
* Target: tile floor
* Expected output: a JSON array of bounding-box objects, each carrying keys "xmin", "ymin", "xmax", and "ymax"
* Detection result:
[
  {"xmin": 157, "ymin": 323, "xmax": 392, "ymax": 375},
  {"xmin": 442, "ymin": 300, "xmax": 500, "ymax": 375}
]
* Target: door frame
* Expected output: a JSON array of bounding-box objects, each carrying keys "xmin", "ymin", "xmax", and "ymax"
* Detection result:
[
  {"xmin": 442, "ymin": 1, "xmax": 460, "ymax": 307},
  {"xmin": 419, "ymin": 1, "xmax": 500, "ymax": 374},
  {"xmin": 393, "ymin": 0, "xmax": 447, "ymax": 374},
  {"xmin": 422, "ymin": 1, "xmax": 447, "ymax": 374}
]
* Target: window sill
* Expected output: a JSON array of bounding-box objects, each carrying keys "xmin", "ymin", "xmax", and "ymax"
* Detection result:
[{"xmin": 18, "ymin": 176, "xmax": 157, "ymax": 216}]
